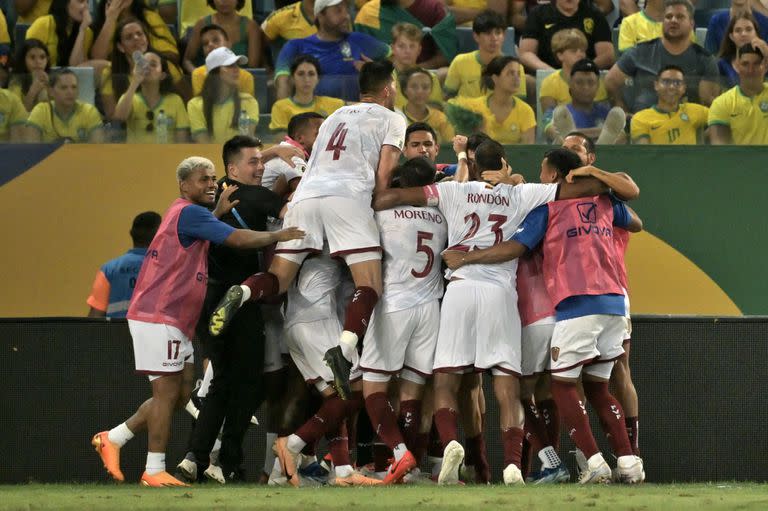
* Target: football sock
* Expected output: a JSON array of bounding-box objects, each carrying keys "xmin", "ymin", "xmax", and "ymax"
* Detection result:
[
  {"xmin": 550, "ymin": 380, "xmax": 600, "ymax": 459},
  {"xmin": 294, "ymin": 395, "xmax": 348, "ymax": 447},
  {"xmin": 326, "ymin": 423, "xmax": 351, "ymax": 467},
  {"xmin": 538, "ymin": 399, "xmax": 561, "ymax": 450},
  {"xmin": 522, "ymin": 398, "xmax": 550, "ymax": 454},
  {"xmin": 145, "ymin": 452, "xmax": 165, "ymax": 475},
  {"xmin": 583, "ymin": 381, "xmax": 633, "ymax": 457},
  {"xmin": 626, "ymin": 416, "xmax": 640, "ymax": 455},
  {"xmin": 335, "ymin": 464, "xmax": 354, "ymax": 478},
  {"xmin": 286, "ymin": 434, "xmax": 306, "ymax": 454},
  {"xmin": 433, "ymin": 408, "xmax": 459, "ymax": 448},
  {"xmin": 398, "ymin": 400, "xmax": 422, "ymax": 454},
  {"xmin": 107, "ymin": 423, "xmax": 134, "ymax": 447},
  {"xmin": 501, "ymin": 427, "xmax": 524, "ymax": 469},
  {"xmin": 340, "ymin": 286, "xmax": 379, "ymax": 359},
  {"xmin": 241, "ymin": 272, "xmax": 279, "ymax": 302},
  {"xmin": 364, "ymin": 392, "xmax": 406, "ymax": 450}
]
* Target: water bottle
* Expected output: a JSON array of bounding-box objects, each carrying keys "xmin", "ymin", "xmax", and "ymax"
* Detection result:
[
  {"xmin": 238, "ymin": 109, "xmax": 250, "ymax": 135},
  {"xmin": 155, "ymin": 109, "xmax": 169, "ymax": 144},
  {"xmin": 132, "ymin": 50, "xmax": 148, "ymax": 73}
]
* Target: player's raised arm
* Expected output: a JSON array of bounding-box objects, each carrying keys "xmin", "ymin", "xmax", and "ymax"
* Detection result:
[
  {"xmin": 566, "ymin": 165, "xmax": 640, "ymax": 201},
  {"xmin": 373, "ymin": 145, "xmax": 404, "ymax": 195},
  {"xmin": 442, "ymin": 240, "xmax": 529, "ymax": 270}
]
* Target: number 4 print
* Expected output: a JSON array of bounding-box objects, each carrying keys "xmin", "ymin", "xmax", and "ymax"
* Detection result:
[{"xmin": 325, "ymin": 122, "xmax": 348, "ymax": 160}]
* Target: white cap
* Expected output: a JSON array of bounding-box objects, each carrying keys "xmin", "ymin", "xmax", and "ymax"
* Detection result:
[
  {"xmin": 314, "ymin": 0, "xmax": 344, "ymax": 16},
  {"xmin": 205, "ymin": 47, "xmax": 247, "ymax": 72}
]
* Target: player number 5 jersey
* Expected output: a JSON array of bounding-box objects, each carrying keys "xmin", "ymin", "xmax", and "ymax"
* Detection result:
[
  {"xmin": 292, "ymin": 103, "xmax": 406, "ymax": 204},
  {"xmin": 376, "ymin": 206, "xmax": 448, "ymax": 313}
]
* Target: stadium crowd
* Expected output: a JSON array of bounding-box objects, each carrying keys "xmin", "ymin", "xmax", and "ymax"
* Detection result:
[{"xmin": 0, "ymin": 0, "xmax": 766, "ymax": 144}]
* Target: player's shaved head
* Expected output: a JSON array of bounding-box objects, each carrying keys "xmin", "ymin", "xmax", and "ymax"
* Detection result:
[
  {"xmin": 544, "ymin": 148, "xmax": 583, "ymax": 179},
  {"xmin": 474, "ymin": 139, "xmax": 506, "ymax": 173},
  {"xmin": 396, "ymin": 157, "xmax": 436, "ymax": 187}
]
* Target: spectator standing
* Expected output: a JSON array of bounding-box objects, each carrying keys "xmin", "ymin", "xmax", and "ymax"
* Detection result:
[
  {"xmin": 15, "ymin": 0, "xmax": 53, "ymax": 24},
  {"xmin": 86, "ymin": 211, "xmax": 162, "ymax": 318},
  {"xmin": 274, "ymin": 0, "xmax": 391, "ymax": 101},
  {"xmin": 9, "ymin": 40, "xmax": 51, "ymax": 112},
  {"xmin": 519, "ymin": 0, "xmax": 615, "ymax": 71},
  {"xmin": 191, "ymin": 24, "xmax": 256, "ymax": 96},
  {"xmin": 605, "ymin": 0, "xmax": 720, "ymax": 112},
  {"xmin": 631, "ymin": 65, "xmax": 709, "ymax": 144},
  {"xmin": 25, "ymin": 0, "xmax": 94, "ymax": 67},
  {"xmin": 184, "ymin": 0, "xmax": 263, "ymax": 72},
  {"xmin": 188, "ymin": 47, "xmax": 260, "ymax": 143},
  {"xmin": 269, "ymin": 54, "xmax": 345, "ymax": 132},
  {"xmin": 25, "ymin": 68, "xmax": 104, "ymax": 142},
  {"xmin": 708, "ymin": 41, "xmax": 768, "ymax": 144},
  {"xmin": 112, "ymin": 51, "xmax": 191, "ymax": 143}
]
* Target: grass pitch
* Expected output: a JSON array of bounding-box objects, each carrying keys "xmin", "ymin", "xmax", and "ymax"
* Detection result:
[{"xmin": 0, "ymin": 483, "xmax": 766, "ymax": 511}]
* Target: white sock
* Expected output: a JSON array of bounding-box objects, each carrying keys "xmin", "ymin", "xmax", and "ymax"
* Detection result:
[
  {"xmin": 428, "ymin": 456, "xmax": 443, "ymax": 477},
  {"xmin": 286, "ymin": 434, "xmax": 306, "ymax": 454},
  {"xmin": 538, "ymin": 446, "xmax": 562, "ymax": 469},
  {"xmin": 212, "ymin": 437, "xmax": 222, "ymax": 452},
  {"xmin": 145, "ymin": 452, "xmax": 165, "ymax": 475},
  {"xmin": 335, "ymin": 464, "xmax": 354, "ymax": 478},
  {"xmin": 587, "ymin": 452, "xmax": 606, "ymax": 468},
  {"xmin": 339, "ymin": 330, "xmax": 358, "ymax": 361},
  {"xmin": 107, "ymin": 423, "xmax": 134, "ymax": 447},
  {"xmin": 263, "ymin": 432, "xmax": 278, "ymax": 474},
  {"xmin": 198, "ymin": 363, "xmax": 214, "ymax": 398},
  {"xmin": 393, "ymin": 443, "xmax": 408, "ymax": 462},
  {"xmin": 239, "ymin": 285, "xmax": 251, "ymax": 303}
]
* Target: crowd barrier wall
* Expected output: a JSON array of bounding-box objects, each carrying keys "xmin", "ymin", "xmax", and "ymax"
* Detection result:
[
  {"xmin": 0, "ymin": 144, "xmax": 763, "ymax": 318},
  {"xmin": 1, "ymin": 317, "xmax": 766, "ymax": 483}
]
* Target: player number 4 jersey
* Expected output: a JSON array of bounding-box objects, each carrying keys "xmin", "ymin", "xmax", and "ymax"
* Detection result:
[
  {"xmin": 292, "ymin": 103, "xmax": 406, "ymax": 204},
  {"xmin": 427, "ymin": 181, "xmax": 558, "ymax": 286},
  {"xmin": 376, "ymin": 206, "xmax": 448, "ymax": 314}
]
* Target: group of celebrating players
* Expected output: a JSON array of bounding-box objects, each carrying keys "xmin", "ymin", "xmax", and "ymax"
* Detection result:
[{"xmin": 91, "ymin": 59, "xmax": 645, "ymax": 488}]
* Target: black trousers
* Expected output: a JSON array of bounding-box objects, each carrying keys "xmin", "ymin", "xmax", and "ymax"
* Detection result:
[{"xmin": 190, "ymin": 282, "xmax": 266, "ymax": 470}]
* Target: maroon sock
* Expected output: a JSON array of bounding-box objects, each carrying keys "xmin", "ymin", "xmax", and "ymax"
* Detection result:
[
  {"xmin": 345, "ymin": 391, "xmax": 363, "ymax": 454},
  {"xmin": 550, "ymin": 380, "xmax": 600, "ymax": 459},
  {"xmin": 415, "ymin": 432, "xmax": 429, "ymax": 465},
  {"xmin": 474, "ymin": 434, "xmax": 490, "ymax": 483},
  {"xmin": 295, "ymin": 395, "xmax": 347, "ymax": 445},
  {"xmin": 242, "ymin": 272, "xmax": 279, "ymax": 301},
  {"xmin": 464, "ymin": 434, "xmax": 480, "ymax": 467},
  {"xmin": 364, "ymin": 392, "xmax": 405, "ymax": 449},
  {"xmin": 373, "ymin": 443, "xmax": 392, "ymax": 471},
  {"xmin": 583, "ymin": 381, "xmax": 633, "ymax": 457},
  {"xmin": 300, "ymin": 441, "xmax": 317, "ymax": 457},
  {"xmin": 427, "ymin": 420, "xmax": 443, "ymax": 458},
  {"xmin": 538, "ymin": 399, "xmax": 561, "ymax": 450},
  {"xmin": 433, "ymin": 408, "xmax": 458, "ymax": 449},
  {"xmin": 342, "ymin": 286, "xmax": 379, "ymax": 340},
  {"xmin": 522, "ymin": 398, "xmax": 551, "ymax": 454},
  {"xmin": 520, "ymin": 437, "xmax": 532, "ymax": 478},
  {"xmin": 626, "ymin": 416, "xmax": 640, "ymax": 456},
  {"xmin": 501, "ymin": 427, "xmax": 524, "ymax": 469},
  {"xmin": 398, "ymin": 399, "xmax": 421, "ymax": 454},
  {"xmin": 326, "ymin": 423, "xmax": 351, "ymax": 467}
]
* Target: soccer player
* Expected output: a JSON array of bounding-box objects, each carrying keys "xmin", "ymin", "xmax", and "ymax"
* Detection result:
[
  {"xmin": 372, "ymin": 140, "xmax": 611, "ymax": 485},
  {"xmin": 359, "ymin": 157, "xmax": 448, "ymax": 484},
  {"xmin": 442, "ymin": 148, "xmax": 645, "ymax": 484},
  {"xmin": 208, "ymin": 61, "xmax": 406, "ymax": 400},
  {"xmin": 631, "ymin": 65, "xmax": 709, "ymax": 144},
  {"xmin": 91, "ymin": 156, "xmax": 304, "ymax": 487}
]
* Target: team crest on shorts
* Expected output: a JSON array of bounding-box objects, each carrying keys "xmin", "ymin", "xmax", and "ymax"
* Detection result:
[
  {"xmin": 551, "ymin": 347, "xmax": 560, "ymax": 361},
  {"xmin": 760, "ymin": 101, "xmax": 768, "ymax": 112}
]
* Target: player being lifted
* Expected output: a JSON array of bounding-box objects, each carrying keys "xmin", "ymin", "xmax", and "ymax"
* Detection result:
[{"xmin": 207, "ymin": 61, "xmax": 406, "ymax": 399}]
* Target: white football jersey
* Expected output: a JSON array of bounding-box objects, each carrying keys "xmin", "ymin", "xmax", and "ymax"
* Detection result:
[
  {"xmin": 377, "ymin": 206, "xmax": 448, "ymax": 313},
  {"xmin": 292, "ymin": 103, "xmax": 406, "ymax": 204},
  {"xmin": 261, "ymin": 140, "xmax": 306, "ymax": 192},
  {"xmin": 284, "ymin": 246, "xmax": 349, "ymax": 328},
  {"xmin": 430, "ymin": 181, "xmax": 558, "ymax": 286}
]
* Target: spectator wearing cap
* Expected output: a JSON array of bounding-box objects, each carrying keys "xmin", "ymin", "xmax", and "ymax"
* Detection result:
[
  {"xmin": 188, "ymin": 47, "xmax": 260, "ymax": 143},
  {"xmin": 87, "ymin": 211, "xmax": 162, "ymax": 318},
  {"xmin": 708, "ymin": 41, "xmax": 768, "ymax": 144},
  {"xmin": 546, "ymin": 58, "xmax": 626, "ymax": 144},
  {"xmin": 606, "ymin": 0, "xmax": 720, "ymax": 113},
  {"xmin": 274, "ymin": 0, "xmax": 392, "ymax": 101},
  {"xmin": 191, "ymin": 24, "xmax": 256, "ymax": 96}
]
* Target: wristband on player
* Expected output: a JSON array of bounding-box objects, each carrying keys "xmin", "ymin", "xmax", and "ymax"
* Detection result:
[{"xmin": 456, "ymin": 151, "xmax": 467, "ymax": 161}]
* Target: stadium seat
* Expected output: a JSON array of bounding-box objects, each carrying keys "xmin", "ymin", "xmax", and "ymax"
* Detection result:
[
  {"xmin": 455, "ymin": 27, "xmax": 517, "ymax": 56},
  {"xmin": 245, "ymin": 67, "xmax": 273, "ymax": 112},
  {"xmin": 52, "ymin": 66, "xmax": 96, "ymax": 106},
  {"xmin": 695, "ymin": 27, "xmax": 707, "ymax": 46}
]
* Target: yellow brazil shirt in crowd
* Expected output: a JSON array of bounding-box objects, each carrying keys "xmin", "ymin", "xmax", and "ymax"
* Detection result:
[
  {"xmin": 188, "ymin": 93, "xmax": 260, "ymax": 143},
  {"xmin": 17, "ymin": 0, "xmax": 52, "ymax": 24},
  {"xmin": 447, "ymin": 95, "xmax": 536, "ymax": 144},
  {"xmin": 180, "ymin": 0, "xmax": 254, "ymax": 35},
  {"xmin": 394, "ymin": 69, "xmax": 443, "ymax": 110},
  {"xmin": 618, "ymin": 11, "xmax": 695, "ymax": 52},
  {"xmin": 445, "ymin": 51, "xmax": 527, "ymax": 99},
  {"xmin": 27, "ymin": 100, "xmax": 102, "ymax": 142},
  {"xmin": 192, "ymin": 66, "xmax": 255, "ymax": 96},
  {"xmin": 100, "ymin": 63, "xmax": 184, "ymax": 99},
  {"xmin": 539, "ymin": 70, "xmax": 608, "ymax": 105},
  {"xmin": 400, "ymin": 106, "xmax": 455, "ymax": 143},
  {"xmin": 708, "ymin": 84, "xmax": 768, "ymax": 145},
  {"xmin": 261, "ymin": 1, "xmax": 317, "ymax": 43},
  {"xmin": 631, "ymin": 103, "xmax": 708, "ymax": 144},
  {"xmin": 25, "ymin": 15, "xmax": 94, "ymax": 65},
  {"xmin": 120, "ymin": 92, "xmax": 190, "ymax": 143},
  {"xmin": 0, "ymin": 89, "xmax": 28, "ymax": 141},
  {"xmin": 269, "ymin": 96, "xmax": 345, "ymax": 131}
]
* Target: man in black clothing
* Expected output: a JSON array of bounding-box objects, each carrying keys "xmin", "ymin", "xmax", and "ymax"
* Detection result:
[{"xmin": 177, "ymin": 136, "xmax": 293, "ymax": 483}]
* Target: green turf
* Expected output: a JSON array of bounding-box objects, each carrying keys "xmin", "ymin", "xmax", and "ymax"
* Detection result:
[{"xmin": 0, "ymin": 484, "xmax": 766, "ymax": 511}]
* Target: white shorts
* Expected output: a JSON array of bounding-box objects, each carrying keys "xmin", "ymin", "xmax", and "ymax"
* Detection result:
[
  {"xmin": 622, "ymin": 291, "xmax": 632, "ymax": 341},
  {"xmin": 549, "ymin": 314, "xmax": 626, "ymax": 378},
  {"xmin": 262, "ymin": 303, "xmax": 286, "ymax": 374},
  {"xmin": 360, "ymin": 300, "xmax": 439, "ymax": 380},
  {"xmin": 285, "ymin": 318, "xmax": 361, "ymax": 386},
  {"xmin": 129, "ymin": 319, "xmax": 194, "ymax": 381},
  {"xmin": 521, "ymin": 317, "xmax": 555, "ymax": 377},
  {"xmin": 433, "ymin": 280, "xmax": 521, "ymax": 376},
  {"xmin": 275, "ymin": 197, "xmax": 381, "ymax": 264}
]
